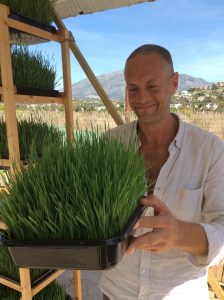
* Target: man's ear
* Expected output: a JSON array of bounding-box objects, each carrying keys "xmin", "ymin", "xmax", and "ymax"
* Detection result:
[{"xmin": 171, "ymin": 72, "xmax": 179, "ymax": 95}]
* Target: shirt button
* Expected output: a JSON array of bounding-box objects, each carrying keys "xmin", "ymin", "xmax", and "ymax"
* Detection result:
[{"xmin": 141, "ymin": 268, "xmax": 146, "ymax": 274}]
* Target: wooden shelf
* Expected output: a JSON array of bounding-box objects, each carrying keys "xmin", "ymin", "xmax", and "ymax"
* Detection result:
[
  {"xmin": 0, "ymin": 87, "xmax": 65, "ymax": 104},
  {"xmin": 8, "ymin": 11, "xmax": 57, "ymax": 34},
  {"xmin": 0, "ymin": 4, "xmax": 122, "ymax": 300},
  {"xmin": 0, "ymin": 159, "xmax": 11, "ymax": 169},
  {"xmin": 7, "ymin": 13, "xmax": 60, "ymax": 42},
  {"xmin": 0, "ymin": 270, "xmax": 65, "ymax": 296},
  {"xmin": 0, "ymin": 275, "xmax": 21, "ymax": 292},
  {"xmin": 0, "ymin": 220, "xmax": 7, "ymax": 230},
  {"xmin": 0, "ymin": 4, "xmax": 77, "ymax": 300}
]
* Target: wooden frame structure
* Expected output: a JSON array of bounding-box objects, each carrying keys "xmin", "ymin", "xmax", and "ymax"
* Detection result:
[
  {"xmin": 208, "ymin": 267, "xmax": 224, "ymax": 300},
  {"xmin": 0, "ymin": 4, "xmax": 74, "ymax": 172},
  {"xmin": 1, "ymin": 2, "xmax": 222, "ymax": 300},
  {"xmin": 0, "ymin": 3, "xmax": 124, "ymax": 300},
  {"xmin": 0, "ymin": 3, "xmax": 80, "ymax": 299}
]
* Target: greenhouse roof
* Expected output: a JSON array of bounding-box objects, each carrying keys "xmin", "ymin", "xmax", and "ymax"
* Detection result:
[{"xmin": 55, "ymin": 0, "xmax": 156, "ymax": 19}]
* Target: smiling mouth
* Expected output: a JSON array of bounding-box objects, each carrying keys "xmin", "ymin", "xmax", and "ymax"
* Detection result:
[{"xmin": 135, "ymin": 104, "xmax": 157, "ymax": 109}]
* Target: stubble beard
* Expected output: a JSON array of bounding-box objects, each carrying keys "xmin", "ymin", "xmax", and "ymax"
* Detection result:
[{"xmin": 134, "ymin": 107, "xmax": 164, "ymax": 126}]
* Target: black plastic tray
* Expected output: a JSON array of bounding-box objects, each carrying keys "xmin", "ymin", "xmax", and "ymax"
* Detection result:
[
  {"xmin": 1, "ymin": 205, "xmax": 144, "ymax": 270},
  {"xmin": 9, "ymin": 11, "xmax": 57, "ymax": 34},
  {"xmin": 16, "ymin": 87, "xmax": 60, "ymax": 97}
]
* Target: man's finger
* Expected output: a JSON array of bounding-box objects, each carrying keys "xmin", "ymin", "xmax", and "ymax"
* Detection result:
[
  {"xmin": 127, "ymin": 231, "xmax": 162, "ymax": 254},
  {"xmin": 134, "ymin": 215, "xmax": 171, "ymax": 230},
  {"xmin": 140, "ymin": 195, "xmax": 169, "ymax": 214}
]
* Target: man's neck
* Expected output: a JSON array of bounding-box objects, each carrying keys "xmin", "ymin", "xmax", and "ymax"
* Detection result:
[{"xmin": 138, "ymin": 114, "xmax": 178, "ymax": 148}]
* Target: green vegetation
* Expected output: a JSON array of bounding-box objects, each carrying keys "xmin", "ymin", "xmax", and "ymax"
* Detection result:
[
  {"xmin": 0, "ymin": 47, "xmax": 57, "ymax": 90},
  {"xmin": 0, "ymin": 0, "xmax": 55, "ymax": 24},
  {"xmin": 0, "ymin": 245, "xmax": 67, "ymax": 299},
  {"xmin": 0, "ymin": 283, "xmax": 67, "ymax": 300},
  {"xmin": 171, "ymin": 86, "xmax": 224, "ymax": 112},
  {"xmin": 74, "ymin": 99, "xmax": 125, "ymax": 112},
  {"xmin": 0, "ymin": 117, "xmax": 63, "ymax": 159},
  {"xmin": 1, "ymin": 130, "xmax": 148, "ymax": 240},
  {"xmin": 4, "ymin": 46, "xmax": 57, "ymax": 90}
]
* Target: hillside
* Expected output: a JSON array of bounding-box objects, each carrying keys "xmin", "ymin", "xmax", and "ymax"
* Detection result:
[{"xmin": 72, "ymin": 71, "xmax": 211, "ymax": 99}]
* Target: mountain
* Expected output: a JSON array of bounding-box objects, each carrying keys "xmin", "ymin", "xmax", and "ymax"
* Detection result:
[
  {"xmin": 72, "ymin": 71, "xmax": 211, "ymax": 100},
  {"xmin": 178, "ymin": 74, "xmax": 211, "ymax": 92}
]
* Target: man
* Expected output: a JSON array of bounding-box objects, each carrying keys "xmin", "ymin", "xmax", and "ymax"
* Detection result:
[{"xmin": 99, "ymin": 44, "xmax": 224, "ymax": 299}]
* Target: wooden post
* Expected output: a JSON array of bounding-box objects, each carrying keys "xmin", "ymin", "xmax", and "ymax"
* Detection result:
[
  {"xmin": 125, "ymin": 87, "xmax": 131, "ymax": 123},
  {"xmin": 19, "ymin": 269, "xmax": 32, "ymax": 300},
  {"xmin": 74, "ymin": 270, "xmax": 82, "ymax": 300},
  {"xmin": 69, "ymin": 38, "xmax": 124, "ymax": 126},
  {"xmin": 59, "ymin": 24, "xmax": 83, "ymax": 299},
  {"xmin": 53, "ymin": 11, "xmax": 124, "ymax": 126},
  {"xmin": 208, "ymin": 268, "xmax": 224, "ymax": 300},
  {"xmin": 61, "ymin": 28, "xmax": 74, "ymax": 142},
  {"xmin": 0, "ymin": 4, "xmax": 20, "ymax": 172}
]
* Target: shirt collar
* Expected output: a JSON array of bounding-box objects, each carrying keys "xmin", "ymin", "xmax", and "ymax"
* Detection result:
[
  {"xmin": 172, "ymin": 113, "xmax": 185, "ymax": 150},
  {"xmin": 132, "ymin": 113, "xmax": 185, "ymax": 150}
]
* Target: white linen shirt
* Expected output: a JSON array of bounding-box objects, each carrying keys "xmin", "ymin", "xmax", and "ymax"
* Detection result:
[{"xmin": 99, "ymin": 115, "xmax": 224, "ymax": 300}]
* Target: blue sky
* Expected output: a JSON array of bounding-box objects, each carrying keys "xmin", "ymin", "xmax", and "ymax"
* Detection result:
[{"xmin": 30, "ymin": 0, "xmax": 224, "ymax": 89}]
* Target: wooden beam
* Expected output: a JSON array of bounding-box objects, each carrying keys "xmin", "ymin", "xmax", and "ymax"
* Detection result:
[
  {"xmin": 74, "ymin": 271, "xmax": 82, "ymax": 300},
  {"xmin": 53, "ymin": 11, "xmax": 124, "ymax": 126},
  {"xmin": 32, "ymin": 270, "xmax": 65, "ymax": 297},
  {"xmin": 0, "ymin": 85, "xmax": 17, "ymax": 94},
  {"xmin": 208, "ymin": 268, "xmax": 224, "ymax": 300},
  {"xmin": 0, "ymin": 276, "xmax": 21, "ymax": 292},
  {"xmin": 0, "ymin": 159, "xmax": 10, "ymax": 168},
  {"xmin": 69, "ymin": 39, "xmax": 124, "ymax": 126},
  {"xmin": 0, "ymin": 87, "xmax": 64, "ymax": 104},
  {"xmin": 14, "ymin": 94, "xmax": 64, "ymax": 104},
  {"xmin": 61, "ymin": 28, "xmax": 74, "ymax": 142},
  {"xmin": 0, "ymin": 5, "xmax": 20, "ymax": 171},
  {"xmin": 19, "ymin": 269, "xmax": 32, "ymax": 300},
  {"xmin": 5, "ymin": 16, "xmax": 60, "ymax": 43},
  {"xmin": 125, "ymin": 87, "xmax": 131, "ymax": 123},
  {"xmin": 0, "ymin": 220, "xmax": 7, "ymax": 230}
]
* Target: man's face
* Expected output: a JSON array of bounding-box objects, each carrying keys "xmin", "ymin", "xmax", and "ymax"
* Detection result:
[{"xmin": 125, "ymin": 53, "xmax": 178, "ymax": 125}]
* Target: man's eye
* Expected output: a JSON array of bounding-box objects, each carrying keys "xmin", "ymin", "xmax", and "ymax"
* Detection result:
[
  {"xmin": 147, "ymin": 85, "xmax": 157, "ymax": 90},
  {"xmin": 128, "ymin": 88, "xmax": 137, "ymax": 93}
]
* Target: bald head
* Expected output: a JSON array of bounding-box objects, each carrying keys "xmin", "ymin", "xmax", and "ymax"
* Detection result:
[{"xmin": 125, "ymin": 44, "xmax": 174, "ymax": 75}]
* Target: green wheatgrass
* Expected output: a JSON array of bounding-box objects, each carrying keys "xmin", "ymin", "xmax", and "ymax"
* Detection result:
[
  {"xmin": 12, "ymin": 46, "xmax": 56, "ymax": 90},
  {"xmin": 0, "ymin": 280, "xmax": 67, "ymax": 300},
  {"xmin": 0, "ymin": 116, "xmax": 63, "ymax": 160},
  {"xmin": 0, "ymin": 0, "xmax": 55, "ymax": 24},
  {"xmin": 0, "ymin": 47, "xmax": 57, "ymax": 90},
  {"xmin": 0, "ymin": 130, "xmax": 149, "ymax": 240}
]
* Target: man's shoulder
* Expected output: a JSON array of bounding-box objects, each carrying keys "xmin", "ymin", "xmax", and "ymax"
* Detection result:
[
  {"xmin": 109, "ymin": 120, "xmax": 137, "ymax": 135},
  {"xmin": 107, "ymin": 120, "xmax": 138, "ymax": 145},
  {"xmin": 184, "ymin": 120, "xmax": 224, "ymax": 148}
]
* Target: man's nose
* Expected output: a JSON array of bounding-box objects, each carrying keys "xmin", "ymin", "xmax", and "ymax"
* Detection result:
[{"xmin": 137, "ymin": 89, "xmax": 149, "ymax": 104}]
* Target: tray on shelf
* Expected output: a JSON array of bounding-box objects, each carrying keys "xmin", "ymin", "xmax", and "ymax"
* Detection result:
[
  {"xmin": 0, "ymin": 86, "xmax": 60, "ymax": 97},
  {"xmin": 9, "ymin": 11, "xmax": 57, "ymax": 33},
  {"xmin": 16, "ymin": 87, "xmax": 60, "ymax": 97},
  {"xmin": 0, "ymin": 205, "xmax": 144, "ymax": 270}
]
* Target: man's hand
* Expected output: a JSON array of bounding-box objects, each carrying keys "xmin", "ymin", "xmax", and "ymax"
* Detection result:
[
  {"xmin": 127, "ymin": 195, "xmax": 208, "ymax": 257},
  {"xmin": 127, "ymin": 195, "xmax": 180, "ymax": 254}
]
